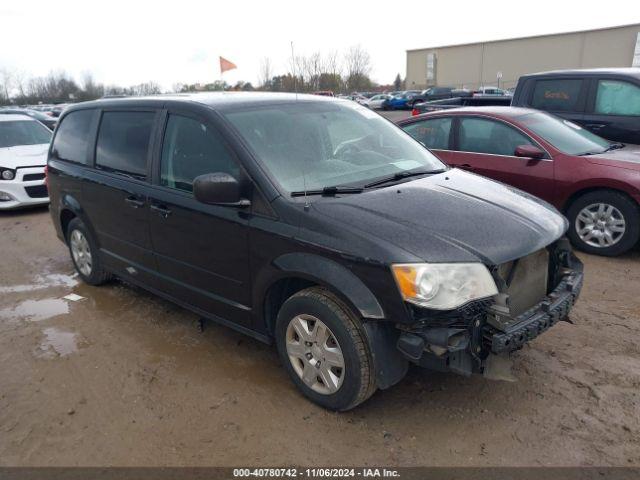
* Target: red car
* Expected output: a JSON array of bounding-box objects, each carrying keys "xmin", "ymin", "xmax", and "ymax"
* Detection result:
[{"xmin": 398, "ymin": 107, "xmax": 640, "ymax": 256}]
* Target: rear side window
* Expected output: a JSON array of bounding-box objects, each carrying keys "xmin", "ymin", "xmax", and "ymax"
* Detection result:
[
  {"xmin": 595, "ymin": 80, "xmax": 640, "ymax": 116},
  {"xmin": 403, "ymin": 117, "xmax": 452, "ymax": 150},
  {"xmin": 96, "ymin": 111, "xmax": 155, "ymax": 179},
  {"xmin": 160, "ymin": 114, "xmax": 239, "ymax": 192},
  {"xmin": 458, "ymin": 117, "xmax": 534, "ymax": 156},
  {"xmin": 52, "ymin": 110, "xmax": 93, "ymax": 164},
  {"xmin": 531, "ymin": 79, "xmax": 583, "ymax": 112}
]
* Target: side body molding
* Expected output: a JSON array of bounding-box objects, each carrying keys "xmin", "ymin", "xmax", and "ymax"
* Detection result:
[{"xmin": 272, "ymin": 253, "xmax": 385, "ymax": 320}]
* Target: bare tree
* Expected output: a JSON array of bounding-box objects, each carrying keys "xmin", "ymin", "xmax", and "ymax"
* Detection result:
[
  {"xmin": 128, "ymin": 82, "xmax": 161, "ymax": 96},
  {"xmin": 80, "ymin": 72, "xmax": 104, "ymax": 100},
  {"xmin": 343, "ymin": 45, "xmax": 372, "ymax": 92},
  {"xmin": 258, "ymin": 57, "xmax": 273, "ymax": 89},
  {"xmin": 0, "ymin": 68, "xmax": 13, "ymax": 101}
]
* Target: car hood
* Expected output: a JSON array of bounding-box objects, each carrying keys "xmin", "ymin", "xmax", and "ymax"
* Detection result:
[
  {"xmin": 0, "ymin": 144, "xmax": 49, "ymax": 169},
  {"xmin": 311, "ymin": 169, "xmax": 567, "ymax": 265},
  {"xmin": 587, "ymin": 145, "xmax": 640, "ymax": 171}
]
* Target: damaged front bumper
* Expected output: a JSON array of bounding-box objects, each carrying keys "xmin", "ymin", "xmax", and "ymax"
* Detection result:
[
  {"xmin": 487, "ymin": 260, "xmax": 583, "ymax": 354},
  {"xmin": 396, "ymin": 239, "xmax": 584, "ymax": 376}
]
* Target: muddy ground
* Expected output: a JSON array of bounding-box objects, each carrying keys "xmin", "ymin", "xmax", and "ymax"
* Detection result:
[{"xmin": 1, "ymin": 206, "xmax": 639, "ymax": 467}]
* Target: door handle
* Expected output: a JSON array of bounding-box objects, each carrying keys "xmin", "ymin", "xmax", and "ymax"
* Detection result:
[
  {"xmin": 458, "ymin": 163, "xmax": 474, "ymax": 170},
  {"xmin": 585, "ymin": 123, "xmax": 606, "ymax": 129},
  {"xmin": 125, "ymin": 196, "xmax": 145, "ymax": 208},
  {"xmin": 150, "ymin": 204, "xmax": 172, "ymax": 218}
]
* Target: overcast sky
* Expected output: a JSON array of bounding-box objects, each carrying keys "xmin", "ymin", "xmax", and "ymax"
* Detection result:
[{"xmin": 1, "ymin": 0, "xmax": 638, "ymax": 90}]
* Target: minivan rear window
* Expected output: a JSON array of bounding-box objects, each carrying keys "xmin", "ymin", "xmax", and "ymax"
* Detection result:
[
  {"xmin": 531, "ymin": 79, "xmax": 583, "ymax": 112},
  {"xmin": 52, "ymin": 110, "xmax": 94, "ymax": 164},
  {"xmin": 96, "ymin": 111, "xmax": 154, "ymax": 179}
]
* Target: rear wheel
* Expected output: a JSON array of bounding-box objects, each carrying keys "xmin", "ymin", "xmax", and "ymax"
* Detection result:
[
  {"xmin": 275, "ymin": 287, "xmax": 376, "ymax": 410},
  {"xmin": 67, "ymin": 218, "xmax": 112, "ymax": 285},
  {"xmin": 566, "ymin": 190, "xmax": 639, "ymax": 256}
]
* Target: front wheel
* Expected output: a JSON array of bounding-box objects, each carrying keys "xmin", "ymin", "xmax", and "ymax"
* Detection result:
[
  {"xmin": 275, "ymin": 287, "xmax": 376, "ymax": 410},
  {"xmin": 566, "ymin": 190, "xmax": 639, "ymax": 256}
]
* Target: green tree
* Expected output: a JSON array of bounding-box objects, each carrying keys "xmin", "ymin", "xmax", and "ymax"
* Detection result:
[{"xmin": 393, "ymin": 73, "xmax": 403, "ymax": 91}]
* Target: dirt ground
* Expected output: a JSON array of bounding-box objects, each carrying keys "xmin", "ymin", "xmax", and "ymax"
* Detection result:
[{"xmin": 1, "ymin": 206, "xmax": 639, "ymax": 467}]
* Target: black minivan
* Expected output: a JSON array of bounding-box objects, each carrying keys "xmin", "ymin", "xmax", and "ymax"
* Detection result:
[
  {"xmin": 512, "ymin": 68, "xmax": 640, "ymax": 144},
  {"xmin": 47, "ymin": 93, "xmax": 583, "ymax": 410}
]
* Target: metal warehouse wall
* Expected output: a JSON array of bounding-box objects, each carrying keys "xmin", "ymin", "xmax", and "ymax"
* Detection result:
[{"xmin": 406, "ymin": 23, "xmax": 640, "ymax": 90}]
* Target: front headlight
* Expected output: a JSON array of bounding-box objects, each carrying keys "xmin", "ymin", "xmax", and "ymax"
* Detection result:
[{"xmin": 392, "ymin": 263, "xmax": 498, "ymax": 310}]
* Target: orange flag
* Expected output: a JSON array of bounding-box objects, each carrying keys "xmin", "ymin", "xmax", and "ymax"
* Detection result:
[{"xmin": 219, "ymin": 56, "xmax": 237, "ymax": 74}]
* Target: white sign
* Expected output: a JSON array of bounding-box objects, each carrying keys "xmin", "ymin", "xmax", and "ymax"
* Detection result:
[
  {"xmin": 497, "ymin": 71, "xmax": 503, "ymax": 79},
  {"xmin": 633, "ymin": 32, "xmax": 640, "ymax": 67}
]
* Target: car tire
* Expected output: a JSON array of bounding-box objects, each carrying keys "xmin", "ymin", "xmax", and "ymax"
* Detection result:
[
  {"xmin": 566, "ymin": 190, "xmax": 640, "ymax": 256},
  {"xmin": 66, "ymin": 217, "xmax": 112, "ymax": 285},
  {"xmin": 275, "ymin": 287, "xmax": 377, "ymax": 411}
]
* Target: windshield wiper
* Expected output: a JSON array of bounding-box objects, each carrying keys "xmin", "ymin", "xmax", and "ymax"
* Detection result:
[
  {"xmin": 577, "ymin": 150, "xmax": 601, "ymax": 156},
  {"xmin": 578, "ymin": 143, "xmax": 626, "ymax": 156},
  {"xmin": 363, "ymin": 169, "xmax": 446, "ymax": 189},
  {"xmin": 603, "ymin": 142, "xmax": 625, "ymax": 152},
  {"xmin": 290, "ymin": 186, "xmax": 364, "ymax": 197}
]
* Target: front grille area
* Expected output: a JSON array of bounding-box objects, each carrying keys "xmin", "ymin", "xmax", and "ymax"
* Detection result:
[
  {"xmin": 24, "ymin": 184, "xmax": 48, "ymax": 198},
  {"xmin": 23, "ymin": 173, "xmax": 45, "ymax": 181},
  {"xmin": 496, "ymin": 249, "xmax": 549, "ymax": 317}
]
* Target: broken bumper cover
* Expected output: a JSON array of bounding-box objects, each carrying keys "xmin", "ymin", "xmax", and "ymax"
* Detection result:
[{"xmin": 487, "ymin": 256, "xmax": 584, "ymax": 354}]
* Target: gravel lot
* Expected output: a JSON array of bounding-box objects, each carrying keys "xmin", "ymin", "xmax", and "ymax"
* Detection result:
[{"xmin": 1, "ymin": 114, "xmax": 639, "ymax": 466}]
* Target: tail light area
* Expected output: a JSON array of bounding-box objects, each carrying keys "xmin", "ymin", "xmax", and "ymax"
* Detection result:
[{"xmin": 411, "ymin": 108, "xmax": 419, "ymax": 116}]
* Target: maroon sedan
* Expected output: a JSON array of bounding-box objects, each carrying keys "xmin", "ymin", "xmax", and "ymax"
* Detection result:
[{"xmin": 398, "ymin": 107, "xmax": 640, "ymax": 256}]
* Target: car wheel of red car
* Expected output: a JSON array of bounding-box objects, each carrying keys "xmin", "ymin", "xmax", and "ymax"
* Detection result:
[{"xmin": 566, "ymin": 190, "xmax": 640, "ymax": 256}]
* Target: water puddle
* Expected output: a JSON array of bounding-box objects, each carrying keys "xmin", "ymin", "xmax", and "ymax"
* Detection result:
[
  {"xmin": 37, "ymin": 327, "xmax": 78, "ymax": 357},
  {"xmin": 0, "ymin": 273, "xmax": 78, "ymax": 294},
  {"xmin": 0, "ymin": 298, "xmax": 69, "ymax": 322}
]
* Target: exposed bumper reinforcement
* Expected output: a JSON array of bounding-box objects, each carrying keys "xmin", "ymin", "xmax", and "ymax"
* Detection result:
[{"xmin": 487, "ymin": 257, "xmax": 584, "ymax": 354}]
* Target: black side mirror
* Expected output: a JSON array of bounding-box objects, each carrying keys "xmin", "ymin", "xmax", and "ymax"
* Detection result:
[
  {"xmin": 514, "ymin": 144, "xmax": 545, "ymax": 160},
  {"xmin": 193, "ymin": 173, "xmax": 250, "ymax": 207}
]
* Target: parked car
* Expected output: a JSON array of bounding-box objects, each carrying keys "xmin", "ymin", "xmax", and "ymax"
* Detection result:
[
  {"xmin": 474, "ymin": 86, "xmax": 510, "ymax": 96},
  {"xmin": 411, "ymin": 95, "xmax": 512, "ymax": 115},
  {"xmin": 0, "ymin": 108, "xmax": 58, "ymax": 130},
  {"xmin": 338, "ymin": 94, "xmax": 368, "ymax": 105},
  {"xmin": 387, "ymin": 92, "xmax": 413, "ymax": 110},
  {"xmin": 0, "ymin": 114, "xmax": 52, "ymax": 209},
  {"xmin": 511, "ymin": 68, "xmax": 640, "ymax": 144},
  {"xmin": 50, "ymin": 104, "xmax": 71, "ymax": 117},
  {"xmin": 406, "ymin": 87, "xmax": 471, "ymax": 108},
  {"xmin": 47, "ymin": 93, "xmax": 583, "ymax": 410},
  {"xmin": 312, "ymin": 91, "xmax": 334, "ymax": 97},
  {"xmin": 398, "ymin": 106, "xmax": 640, "ymax": 256},
  {"xmin": 364, "ymin": 94, "xmax": 391, "ymax": 110}
]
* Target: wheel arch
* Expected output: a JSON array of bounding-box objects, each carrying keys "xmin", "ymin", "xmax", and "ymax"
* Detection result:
[
  {"xmin": 58, "ymin": 193, "xmax": 99, "ymax": 245},
  {"xmin": 258, "ymin": 253, "xmax": 386, "ymax": 336},
  {"xmin": 561, "ymin": 185, "xmax": 640, "ymax": 214}
]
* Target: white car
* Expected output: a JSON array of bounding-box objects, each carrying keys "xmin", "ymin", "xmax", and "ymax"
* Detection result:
[
  {"xmin": 364, "ymin": 94, "xmax": 390, "ymax": 110},
  {"xmin": 0, "ymin": 114, "xmax": 52, "ymax": 209},
  {"xmin": 474, "ymin": 86, "xmax": 510, "ymax": 96}
]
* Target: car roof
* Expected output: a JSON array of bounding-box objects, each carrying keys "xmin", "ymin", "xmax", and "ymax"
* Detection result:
[
  {"xmin": 520, "ymin": 67, "xmax": 640, "ymax": 79},
  {"xmin": 65, "ymin": 91, "xmax": 343, "ymax": 114},
  {"xmin": 0, "ymin": 113, "xmax": 34, "ymax": 122},
  {"xmin": 400, "ymin": 106, "xmax": 539, "ymax": 123}
]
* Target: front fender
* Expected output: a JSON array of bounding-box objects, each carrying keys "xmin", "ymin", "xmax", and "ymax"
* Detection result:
[{"xmin": 270, "ymin": 253, "xmax": 385, "ymax": 320}]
